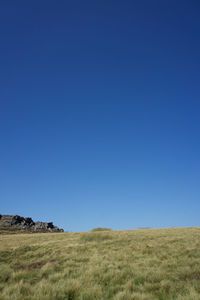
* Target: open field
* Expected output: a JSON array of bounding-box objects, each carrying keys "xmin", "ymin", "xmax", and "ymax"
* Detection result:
[{"xmin": 0, "ymin": 227, "xmax": 200, "ymax": 300}]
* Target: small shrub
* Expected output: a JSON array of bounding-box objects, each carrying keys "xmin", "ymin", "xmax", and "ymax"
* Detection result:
[{"xmin": 90, "ymin": 228, "xmax": 112, "ymax": 232}]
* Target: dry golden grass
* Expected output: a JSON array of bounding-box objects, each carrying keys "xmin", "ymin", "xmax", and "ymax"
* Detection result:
[{"xmin": 1, "ymin": 227, "xmax": 200, "ymax": 299}]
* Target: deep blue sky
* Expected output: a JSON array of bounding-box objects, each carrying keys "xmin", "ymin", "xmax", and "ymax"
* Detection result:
[{"xmin": 0, "ymin": 1, "xmax": 200, "ymax": 231}]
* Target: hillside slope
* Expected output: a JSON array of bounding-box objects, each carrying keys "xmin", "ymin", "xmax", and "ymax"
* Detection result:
[{"xmin": 0, "ymin": 227, "xmax": 200, "ymax": 299}]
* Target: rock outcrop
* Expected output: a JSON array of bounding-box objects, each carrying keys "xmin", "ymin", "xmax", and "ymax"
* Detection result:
[{"xmin": 0, "ymin": 214, "xmax": 64, "ymax": 233}]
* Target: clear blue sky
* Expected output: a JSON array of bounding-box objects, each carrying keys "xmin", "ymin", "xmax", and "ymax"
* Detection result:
[{"xmin": 0, "ymin": 1, "xmax": 200, "ymax": 231}]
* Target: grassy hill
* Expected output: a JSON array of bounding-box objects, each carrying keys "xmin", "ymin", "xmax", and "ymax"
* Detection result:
[{"xmin": 0, "ymin": 227, "xmax": 200, "ymax": 300}]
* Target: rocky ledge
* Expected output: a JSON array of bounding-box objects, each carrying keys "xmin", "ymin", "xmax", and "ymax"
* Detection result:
[{"xmin": 0, "ymin": 214, "xmax": 64, "ymax": 234}]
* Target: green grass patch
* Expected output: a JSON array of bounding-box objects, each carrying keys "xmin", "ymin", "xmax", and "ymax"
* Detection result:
[{"xmin": 80, "ymin": 232, "xmax": 113, "ymax": 242}]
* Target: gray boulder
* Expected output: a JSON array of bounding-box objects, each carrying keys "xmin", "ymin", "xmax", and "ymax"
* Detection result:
[{"xmin": 0, "ymin": 214, "xmax": 64, "ymax": 233}]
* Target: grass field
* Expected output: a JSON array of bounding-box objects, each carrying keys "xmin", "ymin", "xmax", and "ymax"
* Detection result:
[{"xmin": 0, "ymin": 227, "xmax": 200, "ymax": 300}]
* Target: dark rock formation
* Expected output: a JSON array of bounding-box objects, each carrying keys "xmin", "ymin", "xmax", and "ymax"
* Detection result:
[{"xmin": 0, "ymin": 214, "xmax": 64, "ymax": 233}]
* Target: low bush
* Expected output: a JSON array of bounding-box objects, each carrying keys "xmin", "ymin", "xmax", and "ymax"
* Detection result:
[{"xmin": 90, "ymin": 227, "xmax": 112, "ymax": 232}]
